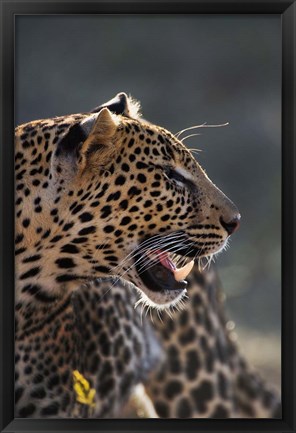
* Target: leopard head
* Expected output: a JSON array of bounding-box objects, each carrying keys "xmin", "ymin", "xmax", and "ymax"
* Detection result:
[{"xmin": 15, "ymin": 93, "xmax": 240, "ymax": 309}]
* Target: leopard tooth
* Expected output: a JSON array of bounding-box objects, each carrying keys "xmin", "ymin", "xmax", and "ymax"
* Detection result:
[{"xmin": 173, "ymin": 260, "xmax": 194, "ymax": 282}]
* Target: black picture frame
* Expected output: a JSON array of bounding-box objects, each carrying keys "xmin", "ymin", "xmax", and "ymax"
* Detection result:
[{"xmin": 1, "ymin": 1, "xmax": 295, "ymax": 432}]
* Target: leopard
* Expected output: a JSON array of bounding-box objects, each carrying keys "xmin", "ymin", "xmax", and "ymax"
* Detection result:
[{"xmin": 16, "ymin": 91, "xmax": 279, "ymax": 419}]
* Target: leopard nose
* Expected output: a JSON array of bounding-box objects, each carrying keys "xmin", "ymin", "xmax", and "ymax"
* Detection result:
[{"xmin": 220, "ymin": 214, "xmax": 241, "ymax": 235}]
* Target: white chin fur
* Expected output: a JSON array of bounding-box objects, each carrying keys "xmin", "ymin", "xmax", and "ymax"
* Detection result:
[
  {"xmin": 134, "ymin": 285, "xmax": 187, "ymax": 312},
  {"xmin": 214, "ymin": 237, "xmax": 229, "ymax": 256}
]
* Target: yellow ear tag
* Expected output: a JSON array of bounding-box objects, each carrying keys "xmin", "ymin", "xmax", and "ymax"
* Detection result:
[{"xmin": 73, "ymin": 370, "xmax": 96, "ymax": 408}]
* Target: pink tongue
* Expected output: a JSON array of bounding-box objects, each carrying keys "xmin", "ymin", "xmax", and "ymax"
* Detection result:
[{"xmin": 154, "ymin": 249, "xmax": 176, "ymax": 271}]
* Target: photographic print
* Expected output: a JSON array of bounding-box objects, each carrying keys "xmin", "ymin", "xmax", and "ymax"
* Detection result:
[{"xmin": 14, "ymin": 14, "xmax": 282, "ymax": 420}]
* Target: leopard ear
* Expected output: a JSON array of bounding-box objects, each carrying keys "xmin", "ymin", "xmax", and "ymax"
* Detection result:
[
  {"xmin": 80, "ymin": 107, "xmax": 119, "ymax": 152},
  {"xmin": 53, "ymin": 108, "xmax": 119, "ymax": 177},
  {"xmin": 92, "ymin": 92, "xmax": 141, "ymax": 119}
]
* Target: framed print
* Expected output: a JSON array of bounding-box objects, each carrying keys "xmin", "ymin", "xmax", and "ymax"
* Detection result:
[{"xmin": 1, "ymin": 1, "xmax": 295, "ymax": 433}]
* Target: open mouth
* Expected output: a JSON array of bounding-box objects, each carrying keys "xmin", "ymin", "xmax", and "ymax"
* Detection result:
[{"xmin": 135, "ymin": 248, "xmax": 195, "ymax": 295}]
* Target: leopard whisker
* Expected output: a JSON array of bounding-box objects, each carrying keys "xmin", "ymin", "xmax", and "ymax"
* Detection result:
[
  {"xmin": 113, "ymin": 231, "xmax": 186, "ymax": 273},
  {"xmin": 180, "ymin": 133, "xmax": 201, "ymax": 142},
  {"xmin": 175, "ymin": 122, "xmax": 229, "ymax": 138},
  {"xmin": 175, "ymin": 123, "xmax": 208, "ymax": 138},
  {"xmin": 156, "ymin": 308, "xmax": 163, "ymax": 323},
  {"xmin": 136, "ymin": 232, "xmax": 207, "ymax": 274},
  {"xmin": 188, "ymin": 148, "xmax": 203, "ymax": 155},
  {"xmin": 135, "ymin": 241, "xmax": 195, "ymax": 276},
  {"xmin": 113, "ymin": 234, "xmax": 188, "ymax": 276},
  {"xmin": 120, "ymin": 242, "xmax": 189, "ymax": 280}
]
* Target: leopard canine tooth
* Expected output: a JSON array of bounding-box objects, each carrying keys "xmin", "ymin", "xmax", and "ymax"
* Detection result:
[{"xmin": 173, "ymin": 260, "xmax": 194, "ymax": 281}]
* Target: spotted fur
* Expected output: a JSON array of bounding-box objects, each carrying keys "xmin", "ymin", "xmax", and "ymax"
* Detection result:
[{"xmin": 16, "ymin": 277, "xmax": 160, "ymax": 417}]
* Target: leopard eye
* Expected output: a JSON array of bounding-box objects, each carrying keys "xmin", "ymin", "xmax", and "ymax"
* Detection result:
[
  {"xmin": 165, "ymin": 168, "xmax": 187, "ymax": 185},
  {"xmin": 164, "ymin": 167, "xmax": 194, "ymax": 189}
]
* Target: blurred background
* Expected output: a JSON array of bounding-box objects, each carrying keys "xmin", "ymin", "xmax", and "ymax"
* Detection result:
[{"xmin": 15, "ymin": 15, "xmax": 281, "ymax": 390}]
